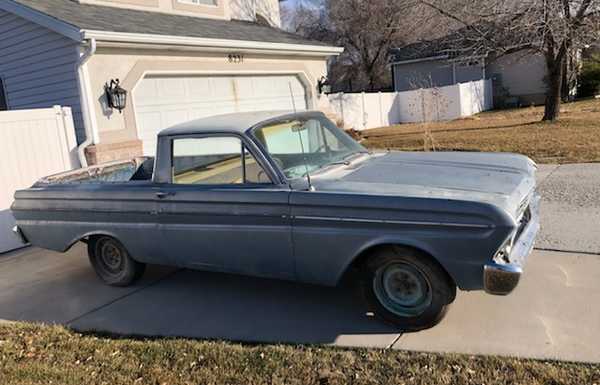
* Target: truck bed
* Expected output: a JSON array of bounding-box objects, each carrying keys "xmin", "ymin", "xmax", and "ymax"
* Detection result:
[{"xmin": 36, "ymin": 157, "xmax": 154, "ymax": 185}]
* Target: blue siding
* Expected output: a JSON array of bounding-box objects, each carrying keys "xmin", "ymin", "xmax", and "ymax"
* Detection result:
[
  {"xmin": 0, "ymin": 10, "xmax": 84, "ymax": 143},
  {"xmin": 393, "ymin": 59, "xmax": 484, "ymax": 92}
]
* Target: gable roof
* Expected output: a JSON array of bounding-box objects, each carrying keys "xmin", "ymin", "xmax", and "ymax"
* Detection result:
[
  {"xmin": 389, "ymin": 41, "xmax": 454, "ymax": 64},
  {"xmin": 390, "ymin": 26, "xmax": 490, "ymax": 64},
  {"xmin": 4, "ymin": 0, "xmax": 342, "ymax": 54},
  {"xmin": 390, "ymin": 23, "xmax": 536, "ymax": 64}
]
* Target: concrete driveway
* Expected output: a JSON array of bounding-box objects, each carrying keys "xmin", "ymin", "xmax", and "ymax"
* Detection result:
[
  {"xmin": 537, "ymin": 163, "xmax": 600, "ymax": 254},
  {"xmin": 1, "ymin": 163, "xmax": 599, "ymax": 363}
]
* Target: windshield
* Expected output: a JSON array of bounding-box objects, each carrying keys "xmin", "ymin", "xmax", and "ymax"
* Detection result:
[{"xmin": 252, "ymin": 116, "xmax": 368, "ymax": 179}]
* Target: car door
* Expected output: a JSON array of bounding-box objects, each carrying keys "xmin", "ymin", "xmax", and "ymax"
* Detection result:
[{"xmin": 156, "ymin": 134, "xmax": 294, "ymax": 280}]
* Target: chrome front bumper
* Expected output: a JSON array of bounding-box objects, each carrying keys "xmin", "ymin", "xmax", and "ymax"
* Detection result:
[{"xmin": 484, "ymin": 194, "xmax": 541, "ymax": 295}]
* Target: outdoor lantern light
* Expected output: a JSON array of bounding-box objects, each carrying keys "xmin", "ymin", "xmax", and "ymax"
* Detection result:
[
  {"xmin": 105, "ymin": 79, "xmax": 127, "ymax": 113},
  {"xmin": 318, "ymin": 76, "xmax": 332, "ymax": 94}
]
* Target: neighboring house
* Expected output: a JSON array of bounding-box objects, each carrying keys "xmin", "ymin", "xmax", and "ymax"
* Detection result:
[
  {"xmin": 389, "ymin": 40, "xmax": 549, "ymax": 108},
  {"xmin": 0, "ymin": 0, "xmax": 342, "ymax": 165}
]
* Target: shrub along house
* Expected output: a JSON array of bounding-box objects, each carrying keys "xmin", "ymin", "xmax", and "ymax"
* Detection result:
[{"xmin": 0, "ymin": 0, "xmax": 343, "ymax": 165}]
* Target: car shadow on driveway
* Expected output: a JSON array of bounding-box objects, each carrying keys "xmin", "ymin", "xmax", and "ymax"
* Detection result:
[
  {"xmin": 69, "ymin": 267, "xmax": 400, "ymax": 347},
  {"xmin": 0, "ymin": 245, "xmax": 400, "ymax": 348}
]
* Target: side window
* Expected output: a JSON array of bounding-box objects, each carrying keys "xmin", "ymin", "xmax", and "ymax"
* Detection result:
[
  {"xmin": 172, "ymin": 136, "xmax": 270, "ymax": 185},
  {"xmin": 0, "ymin": 78, "xmax": 8, "ymax": 111}
]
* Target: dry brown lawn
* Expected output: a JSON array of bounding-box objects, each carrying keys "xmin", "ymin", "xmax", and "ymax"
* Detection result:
[
  {"xmin": 0, "ymin": 322, "xmax": 598, "ymax": 385},
  {"xmin": 362, "ymin": 99, "xmax": 600, "ymax": 164}
]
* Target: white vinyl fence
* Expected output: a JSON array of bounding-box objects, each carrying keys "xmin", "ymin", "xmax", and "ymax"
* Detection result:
[
  {"xmin": 0, "ymin": 106, "xmax": 79, "ymax": 253},
  {"xmin": 328, "ymin": 79, "xmax": 493, "ymax": 131}
]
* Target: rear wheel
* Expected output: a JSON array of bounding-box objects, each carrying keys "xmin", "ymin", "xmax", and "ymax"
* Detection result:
[
  {"xmin": 88, "ymin": 236, "xmax": 146, "ymax": 287},
  {"xmin": 361, "ymin": 247, "xmax": 456, "ymax": 331}
]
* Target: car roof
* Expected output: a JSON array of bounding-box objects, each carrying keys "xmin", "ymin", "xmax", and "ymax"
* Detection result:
[{"xmin": 158, "ymin": 110, "xmax": 325, "ymax": 137}]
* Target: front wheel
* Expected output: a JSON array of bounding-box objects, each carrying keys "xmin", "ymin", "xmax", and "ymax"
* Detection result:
[
  {"xmin": 88, "ymin": 236, "xmax": 146, "ymax": 287},
  {"xmin": 361, "ymin": 247, "xmax": 456, "ymax": 331}
]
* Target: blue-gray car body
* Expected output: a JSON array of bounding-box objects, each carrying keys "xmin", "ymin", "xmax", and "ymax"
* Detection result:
[{"xmin": 11, "ymin": 111, "xmax": 540, "ymax": 295}]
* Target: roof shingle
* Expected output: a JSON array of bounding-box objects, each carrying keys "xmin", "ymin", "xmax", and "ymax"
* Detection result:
[{"xmin": 12, "ymin": 0, "xmax": 330, "ymax": 47}]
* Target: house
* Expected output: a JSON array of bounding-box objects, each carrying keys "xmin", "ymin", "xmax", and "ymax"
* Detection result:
[
  {"xmin": 389, "ymin": 38, "xmax": 549, "ymax": 108},
  {"xmin": 0, "ymin": 0, "xmax": 343, "ymax": 165}
]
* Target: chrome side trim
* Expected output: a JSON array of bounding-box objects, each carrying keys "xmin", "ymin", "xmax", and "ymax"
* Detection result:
[
  {"xmin": 12, "ymin": 226, "xmax": 29, "ymax": 244},
  {"xmin": 293, "ymin": 215, "xmax": 493, "ymax": 229}
]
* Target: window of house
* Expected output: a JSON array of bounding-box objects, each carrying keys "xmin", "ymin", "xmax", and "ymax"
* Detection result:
[
  {"xmin": 0, "ymin": 78, "xmax": 8, "ymax": 111},
  {"xmin": 177, "ymin": 0, "xmax": 217, "ymax": 6},
  {"xmin": 172, "ymin": 136, "xmax": 270, "ymax": 185}
]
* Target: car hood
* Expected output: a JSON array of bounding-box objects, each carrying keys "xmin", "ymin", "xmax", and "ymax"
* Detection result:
[{"xmin": 311, "ymin": 151, "xmax": 537, "ymax": 217}]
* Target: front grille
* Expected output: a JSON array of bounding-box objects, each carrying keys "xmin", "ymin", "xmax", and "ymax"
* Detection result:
[
  {"xmin": 517, "ymin": 195, "xmax": 530, "ymax": 218},
  {"xmin": 515, "ymin": 205, "xmax": 531, "ymax": 241}
]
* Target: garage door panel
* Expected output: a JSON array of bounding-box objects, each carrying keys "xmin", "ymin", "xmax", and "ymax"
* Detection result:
[
  {"xmin": 234, "ymin": 77, "xmax": 255, "ymax": 99},
  {"xmin": 135, "ymin": 75, "xmax": 308, "ymax": 155},
  {"xmin": 158, "ymin": 77, "xmax": 187, "ymax": 100},
  {"xmin": 210, "ymin": 77, "xmax": 236, "ymax": 99},
  {"xmin": 189, "ymin": 103, "xmax": 237, "ymax": 120},
  {"xmin": 164, "ymin": 108, "xmax": 191, "ymax": 124},
  {"xmin": 188, "ymin": 78, "xmax": 214, "ymax": 101},
  {"xmin": 134, "ymin": 78, "xmax": 159, "ymax": 104},
  {"xmin": 137, "ymin": 111, "xmax": 162, "ymax": 143}
]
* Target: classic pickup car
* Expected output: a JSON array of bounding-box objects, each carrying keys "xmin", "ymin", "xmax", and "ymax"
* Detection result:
[{"xmin": 11, "ymin": 111, "xmax": 540, "ymax": 331}]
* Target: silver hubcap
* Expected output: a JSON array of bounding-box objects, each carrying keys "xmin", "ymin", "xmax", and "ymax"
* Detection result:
[
  {"xmin": 373, "ymin": 263, "xmax": 432, "ymax": 317},
  {"xmin": 100, "ymin": 242, "xmax": 123, "ymax": 273}
]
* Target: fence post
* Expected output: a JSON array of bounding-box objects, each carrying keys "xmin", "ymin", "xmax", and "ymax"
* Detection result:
[
  {"xmin": 420, "ymin": 89, "xmax": 426, "ymax": 123},
  {"xmin": 361, "ymin": 92, "xmax": 366, "ymax": 130},
  {"xmin": 378, "ymin": 91, "xmax": 384, "ymax": 127},
  {"xmin": 61, "ymin": 107, "xmax": 80, "ymax": 169},
  {"xmin": 458, "ymin": 84, "xmax": 471, "ymax": 118},
  {"xmin": 52, "ymin": 105, "xmax": 70, "ymax": 170},
  {"xmin": 392, "ymin": 92, "xmax": 397, "ymax": 125},
  {"xmin": 488, "ymin": 79, "xmax": 494, "ymax": 110},
  {"xmin": 339, "ymin": 92, "xmax": 345, "ymax": 128}
]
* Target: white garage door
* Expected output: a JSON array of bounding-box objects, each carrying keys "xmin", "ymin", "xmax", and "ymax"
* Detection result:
[{"xmin": 134, "ymin": 74, "xmax": 308, "ymax": 155}]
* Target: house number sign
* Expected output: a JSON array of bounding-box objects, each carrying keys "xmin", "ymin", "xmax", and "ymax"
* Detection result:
[{"xmin": 228, "ymin": 54, "xmax": 244, "ymax": 63}]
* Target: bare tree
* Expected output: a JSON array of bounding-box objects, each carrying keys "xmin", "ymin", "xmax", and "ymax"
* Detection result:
[
  {"xmin": 281, "ymin": 0, "xmax": 330, "ymax": 40},
  {"xmin": 327, "ymin": 0, "xmax": 424, "ymax": 91},
  {"xmin": 419, "ymin": 0, "xmax": 600, "ymax": 121},
  {"xmin": 282, "ymin": 0, "xmax": 453, "ymax": 92}
]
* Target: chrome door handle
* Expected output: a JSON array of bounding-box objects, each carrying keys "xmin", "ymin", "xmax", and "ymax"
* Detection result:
[{"xmin": 156, "ymin": 191, "xmax": 175, "ymax": 199}]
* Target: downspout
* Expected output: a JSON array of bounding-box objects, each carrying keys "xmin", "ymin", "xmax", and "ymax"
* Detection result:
[{"xmin": 76, "ymin": 38, "xmax": 97, "ymax": 168}]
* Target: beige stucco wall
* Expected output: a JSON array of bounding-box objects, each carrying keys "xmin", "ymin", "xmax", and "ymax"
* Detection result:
[
  {"xmin": 85, "ymin": 47, "xmax": 328, "ymax": 144},
  {"xmin": 230, "ymin": 0, "xmax": 281, "ymax": 26},
  {"xmin": 76, "ymin": 0, "xmax": 281, "ymax": 24},
  {"xmin": 77, "ymin": 0, "xmax": 229, "ymax": 19}
]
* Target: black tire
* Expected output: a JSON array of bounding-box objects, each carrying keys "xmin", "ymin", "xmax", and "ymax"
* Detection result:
[
  {"xmin": 361, "ymin": 246, "xmax": 456, "ymax": 332},
  {"xmin": 87, "ymin": 236, "xmax": 146, "ymax": 287}
]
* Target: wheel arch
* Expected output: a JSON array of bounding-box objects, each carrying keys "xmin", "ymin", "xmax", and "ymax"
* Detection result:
[
  {"xmin": 337, "ymin": 240, "xmax": 457, "ymax": 295},
  {"xmin": 63, "ymin": 231, "xmax": 126, "ymax": 252}
]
